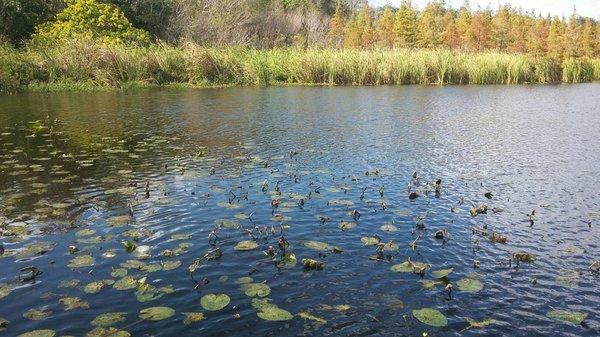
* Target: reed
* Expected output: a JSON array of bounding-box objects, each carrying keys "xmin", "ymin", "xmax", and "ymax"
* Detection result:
[{"xmin": 1, "ymin": 41, "xmax": 599, "ymax": 93}]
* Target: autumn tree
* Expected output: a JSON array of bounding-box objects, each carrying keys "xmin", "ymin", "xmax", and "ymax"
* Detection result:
[
  {"xmin": 375, "ymin": 6, "xmax": 395, "ymax": 48},
  {"xmin": 394, "ymin": 0, "xmax": 417, "ymax": 48}
]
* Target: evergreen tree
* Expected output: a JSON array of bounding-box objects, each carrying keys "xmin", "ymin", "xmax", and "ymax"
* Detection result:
[
  {"xmin": 394, "ymin": 0, "xmax": 417, "ymax": 48},
  {"xmin": 375, "ymin": 6, "xmax": 395, "ymax": 48}
]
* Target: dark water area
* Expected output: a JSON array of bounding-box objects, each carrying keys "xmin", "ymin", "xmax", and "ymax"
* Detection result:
[{"xmin": 0, "ymin": 85, "xmax": 599, "ymax": 337}]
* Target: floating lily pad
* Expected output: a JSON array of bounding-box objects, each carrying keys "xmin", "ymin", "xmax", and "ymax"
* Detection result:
[
  {"xmin": 466, "ymin": 318, "xmax": 497, "ymax": 329},
  {"xmin": 556, "ymin": 269, "xmax": 579, "ymax": 288},
  {"xmin": 243, "ymin": 283, "xmax": 271, "ymax": 297},
  {"xmin": 139, "ymin": 307, "xmax": 175, "ymax": 321},
  {"xmin": 457, "ymin": 278, "xmax": 483, "ymax": 293},
  {"xmin": 412, "ymin": 308, "xmax": 448, "ymax": 327},
  {"xmin": 86, "ymin": 327, "xmax": 130, "ymax": 337},
  {"xmin": 431, "ymin": 268, "xmax": 453, "ymax": 278},
  {"xmin": 59, "ymin": 297, "xmax": 89, "ymax": 310},
  {"xmin": 113, "ymin": 276, "xmax": 137, "ymax": 290},
  {"xmin": 563, "ymin": 246, "xmax": 584, "ymax": 256},
  {"xmin": 214, "ymin": 219, "xmax": 241, "ymax": 229},
  {"xmin": 298, "ymin": 311, "xmax": 326, "ymax": 324},
  {"xmin": 234, "ymin": 240, "xmax": 259, "ymax": 251},
  {"xmin": 546, "ymin": 310, "xmax": 587, "ymax": 325},
  {"xmin": 110, "ymin": 268, "xmax": 127, "ymax": 278},
  {"xmin": 58, "ymin": 279, "xmax": 80, "ymax": 288},
  {"xmin": 420, "ymin": 280, "xmax": 439, "ymax": 290},
  {"xmin": 304, "ymin": 241, "xmax": 329, "ymax": 251},
  {"xmin": 380, "ymin": 224, "xmax": 398, "ymax": 232},
  {"xmin": 17, "ymin": 330, "xmax": 56, "ymax": 337},
  {"xmin": 390, "ymin": 261, "xmax": 414, "ymax": 273},
  {"xmin": 91, "ymin": 312, "xmax": 126, "ymax": 327},
  {"xmin": 236, "ymin": 277, "xmax": 253, "ymax": 284},
  {"xmin": 257, "ymin": 306, "xmax": 294, "ymax": 321},
  {"xmin": 200, "ymin": 294, "xmax": 230, "ymax": 311},
  {"xmin": 217, "ymin": 202, "xmax": 241, "ymax": 209},
  {"xmin": 15, "ymin": 242, "xmax": 54, "ymax": 259},
  {"xmin": 84, "ymin": 281, "xmax": 106, "ymax": 294},
  {"xmin": 75, "ymin": 229, "xmax": 96, "ymax": 237},
  {"xmin": 183, "ymin": 312, "xmax": 205, "ymax": 325},
  {"xmin": 251, "ymin": 298, "xmax": 277, "ymax": 310},
  {"xmin": 23, "ymin": 309, "xmax": 51, "ymax": 321},
  {"xmin": 171, "ymin": 233, "xmax": 192, "ymax": 240},
  {"xmin": 339, "ymin": 221, "xmax": 356, "ymax": 230},
  {"xmin": 162, "ymin": 260, "xmax": 182, "ymax": 270},
  {"xmin": 106, "ymin": 215, "xmax": 130, "ymax": 227},
  {"xmin": 361, "ymin": 236, "xmax": 380, "ymax": 246},
  {"xmin": 0, "ymin": 283, "xmax": 13, "ymax": 299},
  {"xmin": 68, "ymin": 255, "xmax": 95, "ymax": 268}
]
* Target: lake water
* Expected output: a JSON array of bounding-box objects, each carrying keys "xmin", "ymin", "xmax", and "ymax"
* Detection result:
[{"xmin": 0, "ymin": 85, "xmax": 599, "ymax": 337}]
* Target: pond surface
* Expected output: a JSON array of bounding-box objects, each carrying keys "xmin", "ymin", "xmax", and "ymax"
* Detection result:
[{"xmin": 0, "ymin": 85, "xmax": 599, "ymax": 337}]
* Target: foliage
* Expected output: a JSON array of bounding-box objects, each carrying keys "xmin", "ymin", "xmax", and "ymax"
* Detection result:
[
  {"xmin": 0, "ymin": 0, "xmax": 62, "ymax": 45},
  {"xmin": 31, "ymin": 0, "xmax": 150, "ymax": 46}
]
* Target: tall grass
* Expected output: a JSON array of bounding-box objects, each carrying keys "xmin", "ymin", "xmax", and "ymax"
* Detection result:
[{"xmin": 1, "ymin": 41, "xmax": 599, "ymax": 93}]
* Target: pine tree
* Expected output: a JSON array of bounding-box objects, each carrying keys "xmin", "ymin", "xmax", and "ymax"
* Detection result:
[
  {"xmin": 416, "ymin": 1, "xmax": 445, "ymax": 48},
  {"xmin": 394, "ymin": 0, "xmax": 417, "ymax": 48},
  {"xmin": 327, "ymin": 1, "xmax": 345, "ymax": 48},
  {"xmin": 491, "ymin": 5, "xmax": 511, "ymax": 51},
  {"xmin": 547, "ymin": 16, "xmax": 565, "ymax": 58},
  {"xmin": 375, "ymin": 6, "xmax": 396, "ymax": 48},
  {"xmin": 563, "ymin": 10, "xmax": 582, "ymax": 57}
]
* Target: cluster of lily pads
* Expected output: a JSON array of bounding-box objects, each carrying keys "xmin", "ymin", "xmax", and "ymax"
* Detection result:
[{"xmin": 0, "ymin": 119, "xmax": 597, "ymax": 336}]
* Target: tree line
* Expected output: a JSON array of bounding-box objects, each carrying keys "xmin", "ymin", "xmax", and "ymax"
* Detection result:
[{"xmin": 1, "ymin": 0, "xmax": 598, "ymax": 58}]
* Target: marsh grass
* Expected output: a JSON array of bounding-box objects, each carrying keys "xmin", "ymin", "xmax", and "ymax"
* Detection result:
[{"xmin": 1, "ymin": 41, "xmax": 599, "ymax": 93}]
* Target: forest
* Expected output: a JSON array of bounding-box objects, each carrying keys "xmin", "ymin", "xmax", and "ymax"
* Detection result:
[{"xmin": 1, "ymin": 0, "xmax": 599, "ymax": 92}]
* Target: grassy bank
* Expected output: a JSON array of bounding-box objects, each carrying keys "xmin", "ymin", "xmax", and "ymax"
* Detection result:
[{"xmin": 2, "ymin": 42, "xmax": 600, "ymax": 93}]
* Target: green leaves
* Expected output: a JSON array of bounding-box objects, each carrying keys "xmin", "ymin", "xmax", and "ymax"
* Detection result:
[
  {"xmin": 67, "ymin": 255, "xmax": 95, "ymax": 268},
  {"xmin": 200, "ymin": 294, "xmax": 230, "ymax": 311},
  {"xmin": 234, "ymin": 240, "xmax": 259, "ymax": 251},
  {"xmin": 91, "ymin": 312, "xmax": 126, "ymax": 327},
  {"xmin": 242, "ymin": 283, "xmax": 271, "ymax": 297},
  {"xmin": 546, "ymin": 310, "xmax": 587, "ymax": 325},
  {"xmin": 257, "ymin": 306, "xmax": 294, "ymax": 321},
  {"xmin": 303, "ymin": 241, "xmax": 330, "ymax": 251},
  {"xmin": 412, "ymin": 308, "xmax": 448, "ymax": 327},
  {"xmin": 431, "ymin": 268, "xmax": 453, "ymax": 278},
  {"xmin": 139, "ymin": 307, "xmax": 175, "ymax": 321},
  {"xmin": 457, "ymin": 278, "xmax": 483, "ymax": 293},
  {"xmin": 17, "ymin": 330, "xmax": 56, "ymax": 337}
]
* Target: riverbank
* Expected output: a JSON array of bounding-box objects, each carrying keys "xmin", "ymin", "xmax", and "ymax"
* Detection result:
[{"xmin": 2, "ymin": 42, "xmax": 599, "ymax": 93}]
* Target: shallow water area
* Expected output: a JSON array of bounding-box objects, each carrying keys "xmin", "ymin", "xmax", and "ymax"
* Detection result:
[{"xmin": 0, "ymin": 85, "xmax": 599, "ymax": 337}]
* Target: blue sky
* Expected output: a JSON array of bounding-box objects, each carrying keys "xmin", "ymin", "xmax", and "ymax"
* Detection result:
[{"xmin": 368, "ymin": 1, "xmax": 600, "ymax": 19}]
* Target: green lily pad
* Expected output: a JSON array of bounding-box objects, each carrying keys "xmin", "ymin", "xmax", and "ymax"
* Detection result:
[
  {"xmin": 110, "ymin": 268, "xmax": 127, "ymax": 278},
  {"xmin": 563, "ymin": 246, "xmax": 584, "ymax": 255},
  {"xmin": 556, "ymin": 269, "xmax": 579, "ymax": 288},
  {"xmin": 546, "ymin": 310, "xmax": 587, "ymax": 325},
  {"xmin": 113, "ymin": 276, "xmax": 137, "ymax": 290},
  {"xmin": 361, "ymin": 236, "xmax": 380, "ymax": 246},
  {"xmin": 431, "ymin": 268, "xmax": 453, "ymax": 278},
  {"xmin": 91, "ymin": 312, "xmax": 126, "ymax": 327},
  {"xmin": 420, "ymin": 280, "xmax": 440, "ymax": 290},
  {"xmin": 214, "ymin": 219, "xmax": 241, "ymax": 229},
  {"xmin": 339, "ymin": 221, "xmax": 356, "ymax": 230},
  {"xmin": 171, "ymin": 233, "xmax": 192, "ymax": 240},
  {"xmin": 139, "ymin": 307, "xmax": 175, "ymax": 321},
  {"xmin": 412, "ymin": 308, "xmax": 448, "ymax": 327},
  {"xmin": 391, "ymin": 261, "xmax": 414, "ymax": 273},
  {"xmin": 17, "ymin": 330, "xmax": 56, "ymax": 337},
  {"xmin": 162, "ymin": 260, "xmax": 182, "ymax": 270},
  {"xmin": 23, "ymin": 309, "xmax": 51, "ymax": 321},
  {"xmin": 106, "ymin": 215, "xmax": 130, "ymax": 227},
  {"xmin": 298, "ymin": 311, "xmax": 326, "ymax": 324},
  {"xmin": 243, "ymin": 283, "xmax": 271, "ymax": 297},
  {"xmin": 86, "ymin": 327, "xmax": 130, "ymax": 337},
  {"xmin": 15, "ymin": 242, "xmax": 55, "ymax": 259},
  {"xmin": 303, "ymin": 241, "xmax": 329, "ymax": 251},
  {"xmin": 457, "ymin": 278, "xmax": 483, "ymax": 293},
  {"xmin": 251, "ymin": 298, "xmax": 277, "ymax": 310},
  {"xmin": 183, "ymin": 312, "xmax": 205, "ymax": 325},
  {"xmin": 84, "ymin": 281, "xmax": 107, "ymax": 294},
  {"xmin": 380, "ymin": 224, "xmax": 398, "ymax": 232},
  {"xmin": 0, "ymin": 283, "xmax": 13, "ymax": 299},
  {"xmin": 257, "ymin": 306, "xmax": 294, "ymax": 321},
  {"xmin": 76, "ymin": 229, "xmax": 96, "ymax": 237},
  {"xmin": 236, "ymin": 277, "xmax": 253, "ymax": 284},
  {"xmin": 68, "ymin": 255, "xmax": 95, "ymax": 268},
  {"xmin": 234, "ymin": 240, "xmax": 259, "ymax": 251},
  {"xmin": 59, "ymin": 297, "xmax": 89, "ymax": 310},
  {"xmin": 58, "ymin": 279, "xmax": 80, "ymax": 288},
  {"xmin": 200, "ymin": 293, "xmax": 230, "ymax": 311},
  {"xmin": 466, "ymin": 318, "xmax": 497, "ymax": 329}
]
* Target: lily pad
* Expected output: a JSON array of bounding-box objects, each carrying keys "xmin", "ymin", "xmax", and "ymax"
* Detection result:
[
  {"xmin": 113, "ymin": 276, "xmax": 137, "ymax": 290},
  {"xmin": 466, "ymin": 318, "xmax": 497, "ymax": 329},
  {"xmin": 91, "ymin": 312, "xmax": 126, "ymax": 327},
  {"xmin": 162, "ymin": 260, "xmax": 182, "ymax": 270},
  {"xmin": 412, "ymin": 308, "xmax": 448, "ymax": 327},
  {"xmin": 556, "ymin": 269, "xmax": 579, "ymax": 288},
  {"xmin": 380, "ymin": 224, "xmax": 398, "ymax": 232},
  {"xmin": 457, "ymin": 278, "xmax": 483, "ymax": 293},
  {"xmin": 17, "ymin": 330, "xmax": 56, "ymax": 337},
  {"xmin": 59, "ymin": 297, "xmax": 89, "ymax": 310},
  {"xmin": 23, "ymin": 309, "xmax": 51, "ymax": 321},
  {"xmin": 139, "ymin": 307, "xmax": 175, "ymax": 321},
  {"xmin": 390, "ymin": 261, "xmax": 414, "ymax": 273},
  {"xmin": 303, "ymin": 241, "xmax": 329, "ymax": 251},
  {"xmin": 234, "ymin": 240, "xmax": 259, "ymax": 251},
  {"xmin": 361, "ymin": 236, "xmax": 380, "ymax": 246},
  {"xmin": 106, "ymin": 215, "xmax": 130, "ymax": 227},
  {"xmin": 110, "ymin": 268, "xmax": 127, "ymax": 278},
  {"xmin": 86, "ymin": 327, "xmax": 130, "ymax": 337},
  {"xmin": 298, "ymin": 311, "xmax": 326, "ymax": 324},
  {"xmin": 431, "ymin": 268, "xmax": 453, "ymax": 278},
  {"xmin": 0, "ymin": 283, "xmax": 13, "ymax": 299},
  {"xmin": 339, "ymin": 221, "xmax": 356, "ymax": 230},
  {"xmin": 243, "ymin": 283, "xmax": 271, "ymax": 297},
  {"xmin": 183, "ymin": 312, "xmax": 205, "ymax": 325},
  {"xmin": 84, "ymin": 281, "xmax": 107, "ymax": 294},
  {"xmin": 236, "ymin": 277, "xmax": 253, "ymax": 284},
  {"xmin": 546, "ymin": 310, "xmax": 587, "ymax": 325},
  {"xmin": 257, "ymin": 306, "xmax": 294, "ymax": 321},
  {"xmin": 200, "ymin": 293, "xmax": 230, "ymax": 311},
  {"xmin": 15, "ymin": 242, "xmax": 54, "ymax": 259},
  {"xmin": 68, "ymin": 255, "xmax": 95, "ymax": 268}
]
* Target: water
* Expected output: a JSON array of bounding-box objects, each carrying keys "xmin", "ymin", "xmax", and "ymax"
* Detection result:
[{"xmin": 0, "ymin": 85, "xmax": 599, "ymax": 337}]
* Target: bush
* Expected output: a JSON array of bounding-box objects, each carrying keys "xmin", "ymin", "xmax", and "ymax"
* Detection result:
[{"xmin": 31, "ymin": 0, "xmax": 150, "ymax": 46}]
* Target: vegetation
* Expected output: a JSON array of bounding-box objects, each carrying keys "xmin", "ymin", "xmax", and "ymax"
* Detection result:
[
  {"xmin": 0, "ymin": 0, "xmax": 599, "ymax": 92},
  {"xmin": 1, "ymin": 42, "xmax": 599, "ymax": 93}
]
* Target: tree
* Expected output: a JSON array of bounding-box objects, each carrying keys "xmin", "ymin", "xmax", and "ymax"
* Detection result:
[
  {"xmin": 416, "ymin": 1, "xmax": 445, "ymax": 48},
  {"xmin": 470, "ymin": 7, "xmax": 490, "ymax": 51},
  {"xmin": 490, "ymin": 5, "xmax": 511, "ymax": 51},
  {"xmin": 441, "ymin": 11, "xmax": 461, "ymax": 49},
  {"xmin": 327, "ymin": 1, "xmax": 345, "ymax": 48},
  {"xmin": 101, "ymin": 0, "xmax": 173, "ymax": 40},
  {"xmin": 563, "ymin": 10, "xmax": 582, "ymax": 57},
  {"xmin": 580, "ymin": 19, "xmax": 597, "ymax": 57},
  {"xmin": 394, "ymin": 0, "xmax": 416, "ymax": 48},
  {"xmin": 375, "ymin": 6, "xmax": 395, "ymax": 48},
  {"xmin": 343, "ymin": 2, "xmax": 373, "ymax": 48},
  {"xmin": 547, "ymin": 16, "xmax": 565, "ymax": 58},
  {"xmin": 32, "ymin": 0, "xmax": 151, "ymax": 45},
  {"xmin": 0, "ymin": 0, "xmax": 62, "ymax": 45}
]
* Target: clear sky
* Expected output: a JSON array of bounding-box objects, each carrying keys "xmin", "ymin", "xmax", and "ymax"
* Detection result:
[{"xmin": 368, "ymin": 1, "xmax": 600, "ymax": 19}]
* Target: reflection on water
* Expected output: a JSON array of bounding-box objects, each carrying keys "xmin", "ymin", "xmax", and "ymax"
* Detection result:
[{"xmin": 0, "ymin": 85, "xmax": 599, "ymax": 337}]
